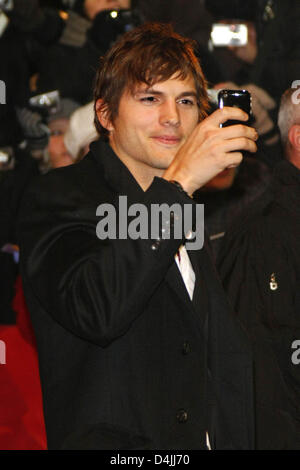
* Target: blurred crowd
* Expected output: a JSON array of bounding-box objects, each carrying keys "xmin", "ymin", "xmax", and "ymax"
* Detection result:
[{"xmin": 0, "ymin": 0, "xmax": 299, "ymax": 450}]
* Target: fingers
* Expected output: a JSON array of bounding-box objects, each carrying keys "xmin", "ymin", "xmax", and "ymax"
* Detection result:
[
  {"xmin": 164, "ymin": 106, "xmax": 258, "ymax": 195},
  {"xmin": 205, "ymin": 107, "xmax": 249, "ymax": 127},
  {"xmin": 224, "ymin": 152, "xmax": 243, "ymax": 168},
  {"xmin": 196, "ymin": 110, "xmax": 258, "ymax": 152},
  {"xmin": 219, "ymin": 136, "xmax": 258, "ymax": 154},
  {"xmin": 207, "ymin": 123, "xmax": 258, "ymax": 156},
  {"xmin": 219, "ymin": 123, "xmax": 258, "ymax": 141}
]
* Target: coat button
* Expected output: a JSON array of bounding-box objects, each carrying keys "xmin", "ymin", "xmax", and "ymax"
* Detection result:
[
  {"xmin": 185, "ymin": 230, "xmax": 194, "ymax": 240},
  {"xmin": 176, "ymin": 409, "xmax": 188, "ymax": 423},
  {"xmin": 182, "ymin": 341, "xmax": 191, "ymax": 355},
  {"xmin": 151, "ymin": 240, "xmax": 160, "ymax": 250}
]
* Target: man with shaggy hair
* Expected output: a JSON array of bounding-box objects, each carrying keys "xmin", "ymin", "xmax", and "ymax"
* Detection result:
[{"xmin": 19, "ymin": 23, "xmax": 257, "ymax": 450}]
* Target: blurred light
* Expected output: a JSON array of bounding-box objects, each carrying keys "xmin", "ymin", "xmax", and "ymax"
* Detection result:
[
  {"xmin": 0, "ymin": 150, "xmax": 9, "ymax": 163},
  {"xmin": 110, "ymin": 11, "xmax": 118, "ymax": 19},
  {"xmin": 59, "ymin": 10, "xmax": 69, "ymax": 21}
]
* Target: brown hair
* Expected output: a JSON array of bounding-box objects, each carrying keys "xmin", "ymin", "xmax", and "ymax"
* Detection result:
[{"xmin": 93, "ymin": 22, "xmax": 209, "ymax": 138}]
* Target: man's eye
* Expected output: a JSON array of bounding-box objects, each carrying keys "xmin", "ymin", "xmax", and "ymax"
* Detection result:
[
  {"xmin": 140, "ymin": 96, "xmax": 158, "ymax": 103},
  {"xmin": 179, "ymin": 99, "xmax": 195, "ymax": 106}
]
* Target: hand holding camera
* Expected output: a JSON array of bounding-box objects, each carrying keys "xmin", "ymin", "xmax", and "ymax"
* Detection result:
[{"xmin": 163, "ymin": 101, "xmax": 257, "ymax": 196}]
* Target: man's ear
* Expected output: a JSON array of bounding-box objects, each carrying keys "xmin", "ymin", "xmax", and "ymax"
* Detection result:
[
  {"xmin": 288, "ymin": 124, "xmax": 300, "ymax": 151},
  {"xmin": 95, "ymin": 99, "xmax": 114, "ymax": 132}
]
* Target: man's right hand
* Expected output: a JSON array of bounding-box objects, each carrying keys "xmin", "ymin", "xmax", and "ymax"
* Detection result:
[{"xmin": 163, "ymin": 106, "xmax": 258, "ymax": 196}]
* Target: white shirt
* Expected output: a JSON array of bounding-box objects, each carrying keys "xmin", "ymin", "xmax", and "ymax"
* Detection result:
[{"xmin": 174, "ymin": 245, "xmax": 195, "ymax": 300}]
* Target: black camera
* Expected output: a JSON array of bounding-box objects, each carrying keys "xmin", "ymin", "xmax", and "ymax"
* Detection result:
[
  {"xmin": 29, "ymin": 90, "xmax": 61, "ymax": 117},
  {"xmin": 218, "ymin": 89, "xmax": 252, "ymax": 127},
  {"xmin": 103, "ymin": 9, "xmax": 141, "ymax": 33},
  {"xmin": 89, "ymin": 8, "xmax": 141, "ymax": 51}
]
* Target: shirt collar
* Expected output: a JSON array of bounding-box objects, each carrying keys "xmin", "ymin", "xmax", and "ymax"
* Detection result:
[{"xmin": 89, "ymin": 139, "xmax": 145, "ymax": 201}]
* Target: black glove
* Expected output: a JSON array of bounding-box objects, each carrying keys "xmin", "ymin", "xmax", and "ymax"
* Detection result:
[{"xmin": 7, "ymin": 0, "xmax": 45, "ymax": 32}]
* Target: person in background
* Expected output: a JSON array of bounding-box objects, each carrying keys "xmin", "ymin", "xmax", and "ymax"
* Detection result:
[
  {"xmin": 206, "ymin": 0, "xmax": 300, "ymax": 103},
  {"xmin": 206, "ymin": 0, "xmax": 300, "ymax": 167},
  {"xmin": 64, "ymin": 101, "xmax": 98, "ymax": 162},
  {"xmin": 218, "ymin": 87, "xmax": 300, "ymax": 449},
  {"xmin": 36, "ymin": 0, "xmax": 133, "ymax": 104},
  {"xmin": 193, "ymin": 154, "xmax": 270, "ymax": 260},
  {"xmin": 45, "ymin": 98, "xmax": 80, "ymax": 169}
]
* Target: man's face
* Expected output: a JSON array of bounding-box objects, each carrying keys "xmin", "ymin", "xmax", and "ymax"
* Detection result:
[{"xmin": 98, "ymin": 74, "xmax": 200, "ymax": 188}]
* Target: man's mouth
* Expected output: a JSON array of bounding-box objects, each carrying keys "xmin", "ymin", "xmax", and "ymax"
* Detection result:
[{"xmin": 151, "ymin": 135, "xmax": 181, "ymax": 146}]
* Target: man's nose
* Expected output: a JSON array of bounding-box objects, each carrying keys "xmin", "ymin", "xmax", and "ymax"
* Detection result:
[{"xmin": 159, "ymin": 100, "xmax": 180, "ymax": 127}]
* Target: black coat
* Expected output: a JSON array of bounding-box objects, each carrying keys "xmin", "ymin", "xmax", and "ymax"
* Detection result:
[
  {"xmin": 218, "ymin": 160, "xmax": 300, "ymax": 449},
  {"xmin": 19, "ymin": 140, "xmax": 254, "ymax": 450}
]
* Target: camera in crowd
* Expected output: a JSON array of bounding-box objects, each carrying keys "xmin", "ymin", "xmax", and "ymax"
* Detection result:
[
  {"xmin": 16, "ymin": 91, "xmax": 63, "ymax": 155},
  {"xmin": 210, "ymin": 23, "xmax": 248, "ymax": 47},
  {"xmin": 89, "ymin": 7, "xmax": 141, "ymax": 50},
  {"xmin": 102, "ymin": 8, "xmax": 141, "ymax": 34}
]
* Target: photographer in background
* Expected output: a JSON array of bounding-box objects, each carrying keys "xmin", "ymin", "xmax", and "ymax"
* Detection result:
[
  {"xmin": 206, "ymin": 0, "xmax": 300, "ymax": 167},
  {"xmin": 206, "ymin": 0, "xmax": 300, "ymax": 103},
  {"xmin": 36, "ymin": 0, "xmax": 138, "ymax": 104}
]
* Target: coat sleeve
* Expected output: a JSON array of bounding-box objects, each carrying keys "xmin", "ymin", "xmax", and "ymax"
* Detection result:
[{"xmin": 18, "ymin": 171, "xmax": 196, "ymax": 347}]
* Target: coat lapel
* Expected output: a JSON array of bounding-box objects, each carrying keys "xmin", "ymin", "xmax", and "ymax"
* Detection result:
[{"xmin": 188, "ymin": 247, "xmax": 209, "ymax": 329}]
